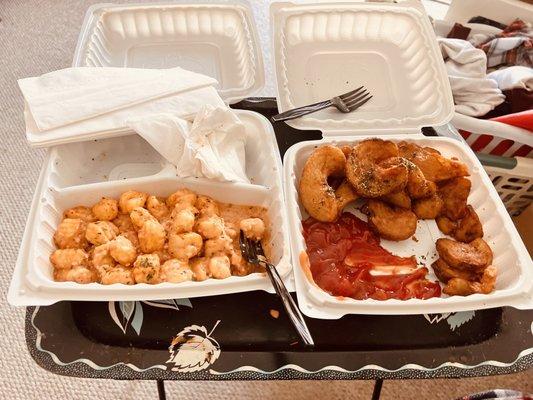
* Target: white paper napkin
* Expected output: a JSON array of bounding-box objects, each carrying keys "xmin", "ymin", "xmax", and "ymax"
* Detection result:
[
  {"xmin": 128, "ymin": 106, "xmax": 249, "ymax": 183},
  {"xmin": 18, "ymin": 67, "xmax": 225, "ymax": 142},
  {"xmin": 487, "ymin": 66, "xmax": 533, "ymax": 91}
]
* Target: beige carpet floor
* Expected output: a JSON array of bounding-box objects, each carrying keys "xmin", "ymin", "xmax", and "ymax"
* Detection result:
[{"xmin": 0, "ymin": 0, "xmax": 530, "ymax": 398}]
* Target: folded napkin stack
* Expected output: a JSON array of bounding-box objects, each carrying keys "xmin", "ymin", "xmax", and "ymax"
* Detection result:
[
  {"xmin": 18, "ymin": 66, "xmax": 250, "ymax": 183},
  {"xmin": 19, "ymin": 66, "xmax": 225, "ymax": 141}
]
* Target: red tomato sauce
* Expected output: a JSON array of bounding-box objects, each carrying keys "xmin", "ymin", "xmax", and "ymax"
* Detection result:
[{"xmin": 302, "ymin": 213, "xmax": 441, "ymax": 300}]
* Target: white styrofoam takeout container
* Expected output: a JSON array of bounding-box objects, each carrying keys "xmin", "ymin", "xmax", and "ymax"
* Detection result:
[
  {"xmin": 9, "ymin": 2, "xmax": 291, "ymax": 306},
  {"xmin": 273, "ymin": 0, "xmax": 533, "ymax": 317}
]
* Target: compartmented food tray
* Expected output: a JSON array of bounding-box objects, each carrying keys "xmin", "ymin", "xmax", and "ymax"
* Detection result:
[{"xmin": 9, "ymin": 110, "xmax": 291, "ymax": 305}]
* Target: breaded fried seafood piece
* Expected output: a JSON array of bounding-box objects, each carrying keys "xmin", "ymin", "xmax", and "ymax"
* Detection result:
[
  {"xmin": 454, "ymin": 205, "xmax": 483, "ymax": 243},
  {"xmin": 436, "ymin": 216, "xmax": 457, "ymax": 236},
  {"xmin": 436, "ymin": 238, "xmax": 492, "ymax": 271},
  {"xmin": 443, "ymin": 265, "xmax": 496, "ymax": 296},
  {"xmin": 381, "ymin": 190, "xmax": 411, "ymax": 209},
  {"xmin": 406, "ymin": 163, "xmax": 437, "ymax": 199},
  {"xmin": 413, "ymin": 193, "xmax": 443, "ymax": 220},
  {"xmin": 431, "ymin": 258, "xmax": 477, "ymax": 283},
  {"xmin": 299, "ymin": 145, "xmax": 347, "ymax": 222},
  {"xmin": 346, "ymin": 139, "xmax": 408, "ymax": 198},
  {"xmin": 366, "ymin": 200, "xmax": 417, "ymax": 241},
  {"xmin": 439, "ymin": 177, "xmax": 471, "ymax": 221},
  {"xmin": 398, "ymin": 142, "xmax": 469, "ymax": 182}
]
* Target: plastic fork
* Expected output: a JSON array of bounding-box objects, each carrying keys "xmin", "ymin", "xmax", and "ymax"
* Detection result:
[
  {"xmin": 271, "ymin": 86, "xmax": 372, "ymax": 122},
  {"xmin": 239, "ymin": 231, "xmax": 314, "ymax": 346}
]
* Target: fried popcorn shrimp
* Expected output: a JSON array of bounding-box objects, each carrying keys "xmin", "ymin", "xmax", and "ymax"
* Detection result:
[
  {"xmin": 168, "ymin": 207, "xmax": 196, "ymax": 234},
  {"xmin": 366, "ymin": 200, "xmax": 417, "ymax": 241},
  {"xmin": 208, "ymin": 255, "xmax": 232, "ymax": 279},
  {"xmin": 299, "ymin": 145, "xmax": 347, "ymax": 222},
  {"xmin": 92, "ymin": 198, "xmax": 118, "ymax": 221},
  {"xmin": 85, "ymin": 221, "xmax": 119, "ymax": 246},
  {"xmin": 346, "ymin": 139, "xmax": 408, "ymax": 198},
  {"xmin": 50, "ymin": 249, "xmax": 88, "ymax": 270},
  {"xmin": 196, "ymin": 216, "xmax": 225, "ymax": 239},
  {"xmin": 112, "ymin": 213, "xmax": 134, "ymax": 233},
  {"xmin": 146, "ymin": 196, "xmax": 170, "ymax": 221},
  {"xmin": 91, "ymin": 243, "xmax": 115, "ymax": 268},
  {"xmin": 190, "ymin": 257, "xmax": 210, "ymax": 281},
  {"xmin": 133, "ymin": 254, "xmax": 161, "ymax": 284},
  {"xmin": 195, "ymin": 195, "xmax": 219, "ymax": 217},
  {"xmin": 138, "ymin": 219, "xmax": 166, "ymax": 253},
  {"xmin": 121, "ymin": 230, "xmax": 139, "ymax": 249},
  {"xmin": 54, "ymin": 218, "xmax": 88, "ymax": 249},
  {"xmin": 166, "ymin": 189, "xmax": 197, "ymax": 209},
  {"xmin": 99, "ymin": 265, "xmax": 134, "ymax": 285},
  {"xmin": 240, "ymin": 218, "xmax": 266, "ymax": 241},
  {"xmin": 204, "ymin": 235, "xmax": 233, "ymax": 257},
  {"xmin": 54, "ymin": 266, "xmax": 95, "ymax": 284},
  {"xmin": 168, "ymin": 232, "xmax": 203, "ymax": 260},
  {"xmin": 130, "ymin": 207, "xmax": 156, "ymax": 230},
  {"xmin": 119, "ymin": 191, "xmax": 148, "ymax": 214},
  {"xmin": 160, "ymin": 259, "xmax": 194, "ymax": 283},
  {"xmin": 109, "ymin": 235, "xmax": 137, "ymax": 266},
  {"xmin": 63, "ymin": 206, "xmax": 96, "ymax": 223},
  {"xmin": 230, "ymin": 251, "xmax": 253, "ymax": 276}
]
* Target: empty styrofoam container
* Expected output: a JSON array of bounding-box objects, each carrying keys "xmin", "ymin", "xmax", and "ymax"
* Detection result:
[
  {"xmin": 8, "ymin": 2, "xmax": 292, "ymax": 306},
  {"xmin": 9, "ymin": 110, "xmax": 291, "ymax": 306},
  {"xmin": 73, "ymin": 1, "xmax": 264, "ymax": 104},
  {"xmin": 273, "ymin": 0, "xmax": 533, "ymax": 317}
]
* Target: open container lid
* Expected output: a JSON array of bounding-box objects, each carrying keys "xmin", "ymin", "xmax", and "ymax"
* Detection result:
[
  {"xmin": 271, "ymin": 0, "xmax": 455, "ymax": 136},
  {"xmin": 27, "ymin": 1, "xmax": 265, "ymax": 148}
]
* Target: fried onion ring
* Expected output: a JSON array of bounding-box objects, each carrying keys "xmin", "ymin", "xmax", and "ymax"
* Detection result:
[{"xmin": 299, "ymin": 145, "xmax": 351, "ymax": 222}]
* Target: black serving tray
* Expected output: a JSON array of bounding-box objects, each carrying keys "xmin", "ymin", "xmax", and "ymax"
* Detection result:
[{"xmin": 25, "ymin": 99, "xmax": 533, "ymax": 380}]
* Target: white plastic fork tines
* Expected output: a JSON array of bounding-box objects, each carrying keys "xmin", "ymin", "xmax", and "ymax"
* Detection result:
[{"xmin": 271, "ymin": 86, "xmax": 372, "ymax": 122}]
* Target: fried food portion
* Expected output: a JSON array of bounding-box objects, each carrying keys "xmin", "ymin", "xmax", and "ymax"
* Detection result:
[
  {"xmin": 346, "ymin": 139, "xmax": 408, "ymax": 198},
  {"xmin": 398, "ymin": 141, "xmax": 469, "ymax": 182},
  {"xmin": 436, "ymin": 216, "xmax": 457, "ymax": 235},
  {"xmin": 119, "ymin": 191, "xmax": 148, "ymax": 214},
  {"xmin": 454, "ymin": 205, "xmax": 483, "ymax": 243},
  {"xmin": 443, "ymin": 265, "xmax": 496, "ymax": 296},
  {"xmin": 50, "ymin": 249, "xmax": 88, "ymax": 270},
  {"xmin": 431, "ymin": 258, "xmax": 477, "ymax": 283},
  {"xmin": 413, "ymin": 193, "xmax": 443, "ymax": 219},
  {"xmin": 366, "ymin": 200, "xmax": 417, "ymax": 241},
  {"xmin": 406, "ymin": 163, "xmax": 437, "ymax": 199},
  {"xmin": 335, "ymin": 180, "xmax": 359, "ymax": 210},
  {"xmin": 63, "ymin": 206, "xmax": 96, "ymax": 223},
  {"xmin": 436, "ymin": 238, "xmax": 492, "ymax": 271},
  {"xmin": 439, "ymin": 177, "xmax": 471, "ymax": 221},
  {"xmin": 92, "ymin": 198, "xmax": 118, "ymax": 221},
  {"xmin": 381, "ymin": 190, "xmax": 411, "ymax": 209},
  {"xmin": 54, "ymin": 218, "xmax": 88, "ymax": 249},
  {"xmin": 299, "ymin": 145, "xmax": 347, "ymax": 222}
]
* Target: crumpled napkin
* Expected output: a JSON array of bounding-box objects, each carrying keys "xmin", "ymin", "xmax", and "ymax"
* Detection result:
[
  {"xmin": 128, "ymin": 105, "xmax": 249, "ymax": 183},
  {"xmin": 439, "ymin": 38, "xmax": 505, "ymax": 117},
  {"xmin": 18, "ymin": 66, "xmax": 225, "ymax": 140}
]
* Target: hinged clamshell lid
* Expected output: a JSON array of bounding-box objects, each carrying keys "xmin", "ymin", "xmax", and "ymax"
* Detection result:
[
  {"xmin": 74, "ymin": 1, "xmax": 265, "ymax": 105},
  {"xmin": 271, "ymin": 0, "xmax": 454, "ymax": 136}
]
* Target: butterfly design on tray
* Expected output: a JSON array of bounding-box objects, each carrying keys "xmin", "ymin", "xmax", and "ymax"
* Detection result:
[
  {"xmin": 108, "ymin": 298, "xmax": 193, "ymax": 335},
  {"xmin": 423, "ymin": 311, "xmax": 476, "ymax": 331},
  {"xmin": 166, "ymin": 321, "xmax": 221, "ymax": 372}
]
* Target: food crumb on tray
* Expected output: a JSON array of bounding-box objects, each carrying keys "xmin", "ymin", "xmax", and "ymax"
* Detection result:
[{"xmin": 269, "ymin": 309, "xmax": 280, "ymax": 319}]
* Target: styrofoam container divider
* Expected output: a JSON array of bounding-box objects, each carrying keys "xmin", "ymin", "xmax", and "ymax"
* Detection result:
[
  {"xmin": 283, "ymin": 136, "xmax": 533, "ymax": 318},
  {"xmin": 9, "ymin": 110, "xmax": 291, "ymax": 305},
  {"xmin": 271, "ymin": 0, "xmax": 454, "ymax": 136}
]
